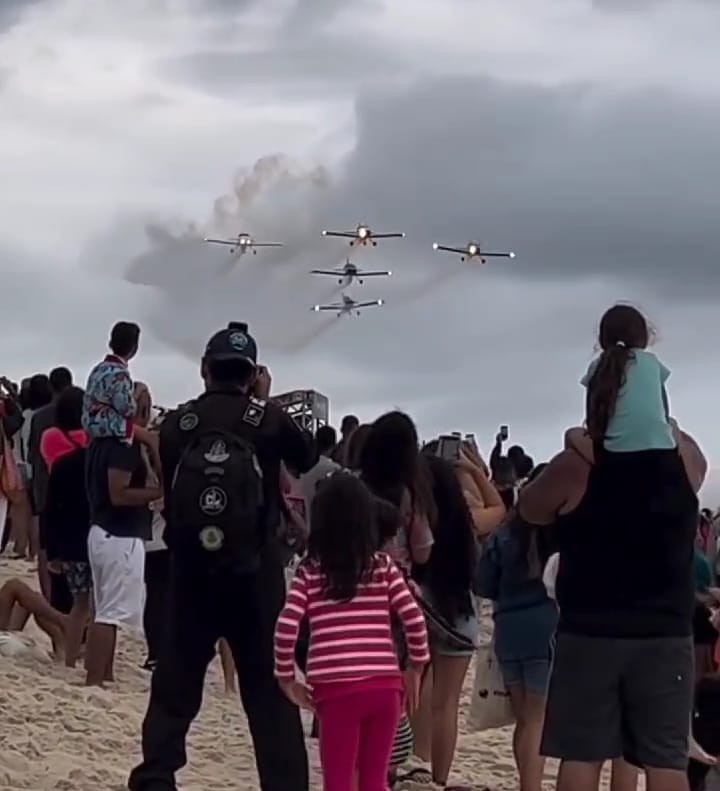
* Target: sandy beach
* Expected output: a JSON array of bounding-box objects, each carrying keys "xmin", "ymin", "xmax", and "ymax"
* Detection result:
[{"xmin": 0, "ymin": 556, "xmax": 628, "ymax": 791}]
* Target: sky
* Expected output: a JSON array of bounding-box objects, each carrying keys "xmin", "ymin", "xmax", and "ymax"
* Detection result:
[{"xmin": 2, "ymin": 0, "xmax": 720, "ymax": 499}]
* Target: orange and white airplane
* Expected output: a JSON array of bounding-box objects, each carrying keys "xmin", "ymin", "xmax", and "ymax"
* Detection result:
[{"xmin": 321, "ymin": 223, "xmax": 404, "ymax": 247}]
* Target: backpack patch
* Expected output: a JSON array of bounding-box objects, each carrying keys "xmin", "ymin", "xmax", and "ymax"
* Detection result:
[{"xmin": 170, "ymin": 426, "xmax": 264, "ymax": 572}]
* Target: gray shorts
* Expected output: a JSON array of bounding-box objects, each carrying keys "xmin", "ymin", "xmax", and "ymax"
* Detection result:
[{"xmin": 541, "ymin": 633, "xmax": 694, "ymax": 771}]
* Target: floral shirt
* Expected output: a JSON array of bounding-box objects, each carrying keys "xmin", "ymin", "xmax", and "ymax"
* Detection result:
[{"xmin": 82, "ymin": 355, "xmax": 135, "ymax": 440}]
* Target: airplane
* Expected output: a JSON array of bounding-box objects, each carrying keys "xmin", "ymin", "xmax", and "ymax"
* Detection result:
[
  {"xmin": 321, "ymin": 223, "xmax": 405, "ymax": 247},
  {"xmin": 432, "ymin": 241, "xmax": 516, "ymax": 263},
  {"xmin": 311, "ymin": 293, "xmax": 384, "ymax": 317},
  {"xmin": 203, "ymin": 233, "xmax": 283, "ymax": 255},
  {"xmin": 310, "ymin": 258, "xmax": 392, "ymax": 286}
]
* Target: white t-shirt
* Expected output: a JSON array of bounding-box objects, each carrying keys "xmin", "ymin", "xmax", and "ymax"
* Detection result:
[{"xmin": 299, "ymin": 454, "xmax": 341, "ymax": 525}]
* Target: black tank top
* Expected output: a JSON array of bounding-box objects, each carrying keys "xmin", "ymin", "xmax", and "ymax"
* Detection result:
[{"xmin": 555, "ymin": 447, "xmax": 697, "ymax": 638}]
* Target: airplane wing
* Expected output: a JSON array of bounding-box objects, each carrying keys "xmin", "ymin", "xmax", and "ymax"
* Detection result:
[
  {"xmin": 253, "ymin": 243, "xmax": 283, "ymax": 247},
  {"xmin": 358, "ymin": 270, "xmax": 391, "ymax": 277},
  {"xmin": 314, "ymin": 305, "xmax": 341, "ymax": 311},
  {"xmin": 434, "ymin": 245, "xmax": 466, "ymax": 254},
  {"xmin": 322, "ymin": 231, "xmax": 356, "ymax": 238},
  {"xmin": 310, "ymin": 269, "xmax": 342, "ymax": 276},
  {"xmin": 371, "ymin": 233, "xmax": 404, "ymax": 239},
  {"xmin": 482, "ymin": 252, "xmax": 515, "ymax": 258},
  {"xmin": 203, "ymin": 238, "xmax": 237, "ymax": 246},
  {"xmin": 355, "ymin": 300, "xmax": 383, "ymax": 308}
]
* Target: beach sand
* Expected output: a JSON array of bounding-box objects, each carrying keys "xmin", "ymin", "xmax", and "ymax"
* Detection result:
[{"xmin": 0, "ymin": 557, "xmax": 629, "ymax": 790}]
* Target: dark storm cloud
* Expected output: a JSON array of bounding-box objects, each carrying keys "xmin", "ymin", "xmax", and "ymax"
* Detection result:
[
  {"xmin": 123, "ymin": 73, "xmax": 720, "ymax": 378},
  {"xmin": 316, "ymin": 76, "xmax": 720, "ymax": 299},
  {"xmin": 0, "ymin": 0, "xmax": 46, "ymax": 31},
  {"xmin": 280, "ymin": 0, "xmax": 381, "ymax": 30},
  {"xmin": 154, "ymin": 38, "xmax": 405, "ymax": 101}
]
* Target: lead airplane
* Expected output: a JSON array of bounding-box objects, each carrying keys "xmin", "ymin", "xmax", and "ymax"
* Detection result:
[
  {"xmin": 310, "ymin": 258, "xmax": 392, "ymax": 286},
  {"xmin": 432, "ymin": 241, "xmax": 515, "ymax": 264},
  {"xmin": 312, "ymin": 293, "xmax": 384, "ymax": 317},
  {"xmin": 203, "ymin": 233, "xmax": 283, "ymax": 255},
  {"xmin": 321, "ymin": 223, "xmax": 405, "ymax": 247}
]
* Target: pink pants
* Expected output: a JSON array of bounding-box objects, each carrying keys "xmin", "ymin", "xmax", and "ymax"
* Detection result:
[{"xmin": 317, "ymin": 686, "xmax": 402, "ymax": 791}]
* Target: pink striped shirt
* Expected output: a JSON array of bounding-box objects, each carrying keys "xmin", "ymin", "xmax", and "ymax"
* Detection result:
[{"xmin": 274, "ymin": 552, "xmax": 430, "ymax": 685}]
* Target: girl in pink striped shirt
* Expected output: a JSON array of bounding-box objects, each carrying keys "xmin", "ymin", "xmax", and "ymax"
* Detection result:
[{"xmin": 274, "ymin": 473, "xmax": 430, "ymax": 791}]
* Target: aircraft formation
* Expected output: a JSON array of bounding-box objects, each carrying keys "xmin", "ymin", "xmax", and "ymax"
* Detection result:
[{"xmin": 204, "ymin": 223, "xmax": 515, "ymax": 318}]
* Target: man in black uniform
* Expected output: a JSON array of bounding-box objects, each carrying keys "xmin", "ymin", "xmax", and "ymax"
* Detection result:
[{"xmin": 128, "ymin": 322, "xmax": 315, "ymax": 791}]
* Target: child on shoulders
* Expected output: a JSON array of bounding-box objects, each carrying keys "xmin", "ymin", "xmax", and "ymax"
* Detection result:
[{"xmin": 566, "ymin": 304, "xmax": 676, "ymax": 459}]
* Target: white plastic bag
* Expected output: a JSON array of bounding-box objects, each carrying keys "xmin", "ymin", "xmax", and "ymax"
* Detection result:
[
  {"xmin": 467, "ymin": 644, "xmax": 514, "ymax": 732},
  {"xmin": 543, "ymin": 552, "xmax": 560, "ymax": 600}
]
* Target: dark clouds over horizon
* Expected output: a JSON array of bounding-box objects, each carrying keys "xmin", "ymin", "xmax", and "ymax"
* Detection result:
[{"xmin": 2, "ymin": 0, "xmax": 720, "ymax": 493}]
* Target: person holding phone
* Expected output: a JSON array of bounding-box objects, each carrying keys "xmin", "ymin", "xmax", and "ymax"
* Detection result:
[{"xmin": 455, "ymin": 442, "xmax": 506, "ymax": 539}]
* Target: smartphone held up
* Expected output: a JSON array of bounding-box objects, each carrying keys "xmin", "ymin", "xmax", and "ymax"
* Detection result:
[{"xmin": 436, "ymin": 434, "xmax": 462, "ymax": 461}]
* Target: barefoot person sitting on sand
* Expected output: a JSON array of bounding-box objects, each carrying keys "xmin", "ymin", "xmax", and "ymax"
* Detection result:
[
  {"xmin": 519, "ymin": 304, "xmax": 707, "ymax": 791},
  {"xmin": 0, "ymin": 578, "xmax": 68, "ymax": 661}
]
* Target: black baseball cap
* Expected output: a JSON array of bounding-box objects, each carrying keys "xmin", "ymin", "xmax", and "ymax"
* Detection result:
[{"xmin": 203, "ymin": 322, "xmax": 257, "ymax": 365}]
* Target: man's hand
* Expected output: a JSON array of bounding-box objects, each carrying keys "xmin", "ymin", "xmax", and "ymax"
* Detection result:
[{"xmin": 253, "ymin": 365, "xmax": 272, "ymax": 399}]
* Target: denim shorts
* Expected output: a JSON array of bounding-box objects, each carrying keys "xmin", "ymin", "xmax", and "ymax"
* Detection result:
[
  {"xmin": 432, "ymin": 612, "xmax": 479, "ymax": 657},
  {"xmin": 499, "ymin": 657, "xmax": 551, "ymax": 695}
]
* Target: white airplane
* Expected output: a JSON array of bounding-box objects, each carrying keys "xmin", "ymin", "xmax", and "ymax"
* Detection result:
[
  {"xmin": 432, "ymin": 241, "xmax": 516, "ymax": 264},
  {"xmin": 310, "ymin": 258, "xmax": 392, "ymax": 286},
  {"xmin": 311, "ymin": 293, "xmax": 384, "ymax": 317},
  {"xmin": 321, "ymin": 223, "xmax": 405, "ymax": 247},
  {"xmin": 203, "ymin": 233, "xmax": 283, "ymax": 255}
]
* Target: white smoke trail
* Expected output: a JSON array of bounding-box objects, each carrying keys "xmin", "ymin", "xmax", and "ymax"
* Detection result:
[{"xmin": 123, "ymin": 153, "xmax": 335, "ymax": 357}]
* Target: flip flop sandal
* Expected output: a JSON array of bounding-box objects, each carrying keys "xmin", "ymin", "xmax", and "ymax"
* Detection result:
[
  {"xmin": 395, "ymin": 767, "xmax": 434, "ymax": 784},
  {"xmin": 446, "ymin": 786, "xmax": 494, "ymax": 791}
]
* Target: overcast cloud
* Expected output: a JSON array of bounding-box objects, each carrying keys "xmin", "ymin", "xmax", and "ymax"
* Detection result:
[{"xmin": 2, "ymin": 0, "xmax": 719, "ymax": 500}]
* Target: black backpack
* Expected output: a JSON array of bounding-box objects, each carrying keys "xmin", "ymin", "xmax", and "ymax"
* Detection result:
[{"xmin": 170, "ymin": 425, "xmax": 264, "ymax": 573}]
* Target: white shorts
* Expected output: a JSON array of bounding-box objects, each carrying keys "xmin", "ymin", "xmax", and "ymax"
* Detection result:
[{"xmin": 87, "ymin": 525, "xmax": 146, "ymax": 629}]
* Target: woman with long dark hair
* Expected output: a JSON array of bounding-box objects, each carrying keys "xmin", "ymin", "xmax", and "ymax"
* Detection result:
[
  {"xmin": 407, "ymin": 452, "xmax": 480, "ymax": 787},
  {"xmin": 359, "ymin": 411, "xmax": 436, "ymax": 573},
  {"xmin": 476, "ymin": 463, "xmax": 558, "ymax": 791}
]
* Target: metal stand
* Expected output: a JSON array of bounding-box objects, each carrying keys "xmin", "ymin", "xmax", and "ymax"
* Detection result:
[{"xmin": 273, "ymin": 389, "xmax": 330, "ymax": 434}]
